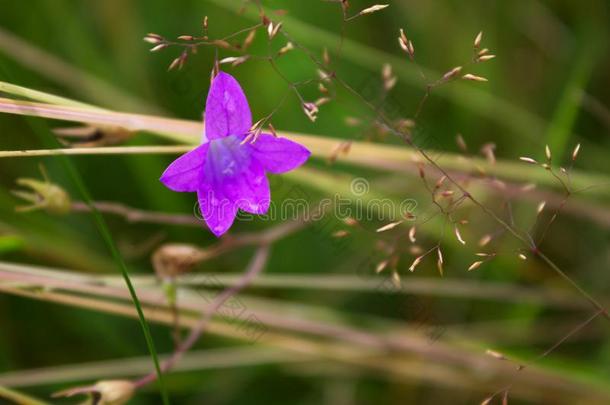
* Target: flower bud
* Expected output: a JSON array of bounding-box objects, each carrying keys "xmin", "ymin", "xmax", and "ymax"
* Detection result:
[
  {"xmin": 53, "ymin": 380, "xmax": 134, "ymax": 405},
  {"xmin": 152, "ymin": 243, "xmax": 205, "ymax": 278},
  {"xmin": 13, "ymin": 177, "xmax": 71, "ymax": 215}
]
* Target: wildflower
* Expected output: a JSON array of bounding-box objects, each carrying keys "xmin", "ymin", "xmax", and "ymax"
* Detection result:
[{"xmin": 160, "ymin": 72, "xmax": 311, "ymax": 236}]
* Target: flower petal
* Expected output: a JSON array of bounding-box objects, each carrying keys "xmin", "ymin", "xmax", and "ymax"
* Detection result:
[
  {"xmin": 248, "ymin": 133, "xmax": 311, "ymax": 173},
  {"xmin": 230, "ymin": 160, "xmax": 270, "ymax": 215},
  {"xmin": 159, "ymin": 143, "xmax": 209, "ymax": 192},
  {"xmin": 204, "ymin": 72, "xmax": 252, "ymax": 141},
  {"xmin": 197, "ymin": 185, "xmax": 237, "ymax": 237},
  {"xmin": 205, "ymin": 136, "xmax": 270, "ymax": 216}
]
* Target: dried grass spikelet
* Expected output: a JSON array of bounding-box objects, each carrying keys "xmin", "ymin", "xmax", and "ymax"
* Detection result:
[
  {"xmin": 462, "ymin": 73, "xmax": 488, "ymax": 82},
  {"xmin": 302, "ymin": 102, "xmax": 319, "ymax": 122},
  {"xmin": 391, "ymin": 269, "xmax": 401, "ymax": 287},
  {"xmin": 268, "ymin": 123, "xmax": 278, "ymax": 138},
  {"xmin": 149, "ymin": 43, "xmax": 168, "ymax": 52},
  {"xmin": 376, "ymin": 221, "xmax": 403, "ymax": 233},
  {"xmin": 536, "ymin": 201, "xmax": 546, "ymax": 215},
  {"xmin": 144, "ymin": 33, "xmax": 164, "ymax": 44},
  {"xmin": 456, "ymin": 133, "xmax": 468, "ymax": 152},
  {"xmin": 53, "ymin": 380, "xmax": 135, "ymax": 405},
  {"xmin": 408, "ymin": 226, "xmax": 416, "ymax": 243},
  {"xmin": 480, "ymin": 143, "xmax": 496, "ymax": 164},
  {"xmin": 485, "ymin": 349, "xmax": 507, "ymax": 360},
  {"xmin": 267, "ymin": 21, "xmax": 283, "ymax": 39},
  {"xmin": 478, "ymin": 234, "xmax": 492, "ymax": 247},
  {"xmin": 376, "ymin": 259, "xmax": 389, "ymax": 273},
  {"xmin": 203, "ymin": 15, "xmax": 209, "ymax": 38},
  {"xmin": 315, "ymin": 97, "xmax": 331, "ymax": 107},
  {"xmin": 473, "ymin": 31, "xmax": 483, "ymax": 49},
  {"xmin": 329, "ymin": 141, "xmax": 352, "ymax": 163},
  {"xmin": 477, "ymin": 54, "xmax": 496, "ymax": 62},
  {"xmin": 152, "ymin": 243, "xmax": 205, "ymax": 279},
  {"xmin": 343, "ymin": 216, "xmax": 359, "ymax": 226},
  {"xmin": 278, "ymin": 41, "xmax": 294, "ymax": 56},
  {"xmin": 243, "ymin": 29, "xmax": 256, "ymax": 49},
  {"xmin": 417, "ymin": 163, "xmax": 426, "ymax": 180},
  {"xmin": 242, "ymin": 118, "xmax": 266, "ymax": 144},
  {"xmin": 454, "ymin": 225, "xmax": 466, "ymax": 245},
  {"xmin": 381, "ymin": 63, "xmax": 397, "ymax": 91},
  {"xmin": 12, "ymin": 169, "xmax": 71, "ymax": 215},
  {"xmin": 480, "ymin": 396, "xmax": 493, "ymax": 405},
  {"xmin": 168, "ymin": 50, "xmax": 189, "ymax": 71},
  {"xmin": 408, "ymin": 255, "xmax": 422, "ymax": 272},
  {"xmin": 359, "ymin": 4, "xmax": 389, "ymax": 16},
  {"xmin": 211, "ymin": 39, "xmax": 232, "ymax": 49},
  {"xmin": 219, "ymin": 56, "xmax": 250, "ymax": 67},
  {"xmin": 572, "ymin": 143, "xmax": 581, "ymax": 161},
  {"xmin": 519, "ymin": 156, "xmax": 538, "ymax": 164},
  {"xmin": 441, "ymin": 66, "xmax": 462, "ymax": 82},
  {"xmin": 436, "ymin": 248, "xmax": 444, "ymax": 276},
  {"xmin": 322, "ymin": 47, "xmax": 331, "ymax": 66},
  {"xmin": 467, "ymin": 261, "xmax": 483, "ymax": 271},
  {"xmin": 398, "ymin": 28, "xmax": 415, "ymax": 59},
  {"xmin": 332, "ymin": 230, "xmax": 349, "ymax": 238}
]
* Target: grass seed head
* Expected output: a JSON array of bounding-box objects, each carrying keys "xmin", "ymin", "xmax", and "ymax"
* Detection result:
[
  {"xmin": 359, "ymin": 4, "xmax": 390, "ymax": 16},
  {"xmin": 572, "ymin": 143, "xmax": 581, "ymax": 161},
  {"xmin": 408, "ymin": 226, "xmax": 416, "ymax": 243},
  {"xmin": 462, "ymin": 73, "xmax": 488, "ymax": 82},
  {"xmin": 468, "ymin": 261, "xmax": 483, "ymax": 271},
  {"xmin": 455, "ymin": 226, "xmax": 466, "ymax": 245},
  {"xmin": 519, "ymin": 156, "xmax": 538, "ymax": 164},
  {"xmin": 409, "ymin": 255, "xmax": 423, "ymax": 272},
  {"xmin": 376, "ymin": 220, "xmax": 403, "ymax": 233}
]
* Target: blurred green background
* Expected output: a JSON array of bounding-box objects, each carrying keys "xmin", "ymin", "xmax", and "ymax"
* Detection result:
[{"xmin": 0, "ymin": 0, "xmax": 609, "ymax": 404}]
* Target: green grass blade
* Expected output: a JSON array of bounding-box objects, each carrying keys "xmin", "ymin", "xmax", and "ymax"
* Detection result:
[{"xmin": 0, "ymin": 69, "xmax": 171, "ymax": 405}]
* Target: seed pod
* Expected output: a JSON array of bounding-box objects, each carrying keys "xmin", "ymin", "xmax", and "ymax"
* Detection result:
[
  {"xmin": 152, "ymin": 243, "xmax": 205, "ymax": 278},
  {"xmin": 53, "ymin": 380, "xmax": 135, "ymax": 405}
]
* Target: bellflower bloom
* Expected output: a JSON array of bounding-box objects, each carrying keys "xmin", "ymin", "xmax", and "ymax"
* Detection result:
[{"xmin": 160, "ymin": 72, "xmax": 311, "ymax": 237}]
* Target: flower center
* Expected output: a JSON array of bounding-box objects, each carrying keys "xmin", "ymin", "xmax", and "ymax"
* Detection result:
[{"xmin": 207, "ymin": 134, "xmax": 249, "ymax": 177}]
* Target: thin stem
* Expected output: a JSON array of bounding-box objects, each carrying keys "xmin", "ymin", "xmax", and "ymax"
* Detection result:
[
  {"xmin": 71, "ymin": 201, "xmax": 203, "ymax": 227},
  {"xmin": 132, "ymin": 245, "xmax": 270, "ymax": 389}
]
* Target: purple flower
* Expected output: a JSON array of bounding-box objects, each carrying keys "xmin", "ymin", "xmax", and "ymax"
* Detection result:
[{"xmin": 160, "ymin": 72, "xmax": 311, "ymax": 237}]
